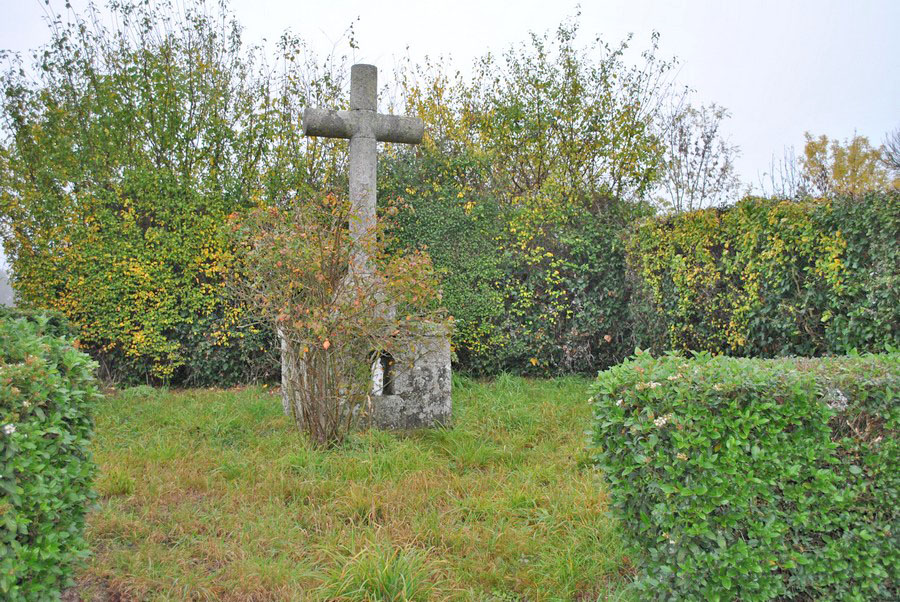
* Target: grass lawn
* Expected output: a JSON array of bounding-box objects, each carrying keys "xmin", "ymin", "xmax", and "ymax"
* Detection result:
[{"xmin": 73, "ymin": 375, "xmax": 633, "ymax": 601}]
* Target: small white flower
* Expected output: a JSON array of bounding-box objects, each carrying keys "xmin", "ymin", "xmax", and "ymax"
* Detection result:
[
  {"xmin": 2, "ymin": 424, "xmax": 15, "ymax": 436},
  {"xmin": 649, "ymin": 381, "xmax": 662, "ymax": 389},
  {"xmin": 825, "ymin": 388, "xmax": 849, "ymax": 412},
  {"xmin": 616, "ymin": 398, "xmax": 624, "ymax": 407},
  {"xmin": 22, "ymin": 400, "xmax": 31, "ymax": 409},
  {"xmin": 653, "ymin": 413, "xmax": 673, "ymax": 428}
]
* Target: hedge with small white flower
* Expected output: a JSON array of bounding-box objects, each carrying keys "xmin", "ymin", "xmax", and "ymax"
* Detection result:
[
  {"xmin": 590, "ymin": 350, "xmax": 898, "ymax": 601},
  {"xmin": 1, "ymin": 314, "xmax": 101, "ymax": 600}
]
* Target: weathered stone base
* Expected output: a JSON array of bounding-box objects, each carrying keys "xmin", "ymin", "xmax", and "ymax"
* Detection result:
[
  {"xmin": 371, "ymin": 324, "xmax": 452, "ymax": 429},
  {"xmin": 279, "ymin": 324, "xmax": 452, "ymax": 430},
  {"xmin": 280, "ymin": 329, "xmax": 303, "ymax": 422}
]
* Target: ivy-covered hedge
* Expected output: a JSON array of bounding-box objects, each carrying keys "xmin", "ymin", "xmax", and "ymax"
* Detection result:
[
  {"xmin": 0, "ymin": 0, "xmax": 288, "ymax": 386},
  {"xmin": 0, "ymin": 315, "xmax": 101, "ymax": 599},
  {"xmin": 383, "ymin": 146, "xmax": 652, "ymax": 376},
  {"xmin": 628, "ymin": 194, "xmax": 899, "ymax": 358},
  {"xmin": 590, "ymin": 351, "xmax": 899, "ymax": 600}
]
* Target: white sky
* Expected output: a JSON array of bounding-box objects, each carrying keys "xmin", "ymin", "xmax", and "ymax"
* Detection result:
[{"xmin": 1, "ymin": 0, "xmax": 899, "ymax": 267}]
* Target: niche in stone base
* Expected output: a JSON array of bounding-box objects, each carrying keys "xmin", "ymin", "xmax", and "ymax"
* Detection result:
[{"xmin": 370, "ymin": 322, "xmax": 452, "ymax": 430}]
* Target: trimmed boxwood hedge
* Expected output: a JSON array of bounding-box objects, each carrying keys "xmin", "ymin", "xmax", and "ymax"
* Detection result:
[
  {"xmin": 0, "ymin": 315, "xmax": 100, "ymax": 599},
  {"xmin": 590, "ymin": 351, "xmax": 898, "ymax": 600}
]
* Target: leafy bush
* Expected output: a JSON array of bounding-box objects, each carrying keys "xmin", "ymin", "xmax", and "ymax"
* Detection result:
[
  {"xmin": 497, "ymin": 199, "xmax": 651, "ymax": 375},
  {"xmin": 0, "ymin": 307, "xmax": 77, "ymax": 340},
  {"xmin": 384, "ymin": 148, "xmax": 650, "ymax": 376},
  {"xmin": 382, "ymin": 146, "xmax": 509, "ymax": 374},
  {"xmin": 628, "ymin": 194, "xmax": 900, "ymax": 358},
  {"xmin": 0, "ymin": 315, "xmax": 101, "ymax": 599},
  {"xmin": 230, "ymin": 196, "xmax": 449, "ymax": 446},
  {"xmin": 590, "ymin": 351, "xmax": 899, "ymax": 600}
]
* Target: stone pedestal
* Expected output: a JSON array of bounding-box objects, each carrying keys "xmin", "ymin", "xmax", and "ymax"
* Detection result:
[
  {"xmin": 371, "ymin": 324, "xmax": 452, "ymax": 429},
  {"xmin": 279, "ymin": 324, "xmax": 452, "ymax": 430}
]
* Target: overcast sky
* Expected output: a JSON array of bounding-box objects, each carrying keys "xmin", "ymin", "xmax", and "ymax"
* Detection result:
[{"xmin": 1, "ymin": 0, "xmax": 898, "ymax": 268}]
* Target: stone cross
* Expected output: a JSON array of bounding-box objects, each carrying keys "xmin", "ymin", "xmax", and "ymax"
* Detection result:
[
  {"xmin": 299, "ymin": 63, "xmax": 452, "ymax": 430},
  {"xmin": 303, "ymin": 64, "xmax": 424, "ymax": 277}
]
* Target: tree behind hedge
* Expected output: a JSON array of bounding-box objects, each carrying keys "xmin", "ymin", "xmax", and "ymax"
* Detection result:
[
  {"xmin": 384, "ymin": 20, "xmax": 669, "ymax": 374},
  {"xmin": 0, "ymin": 1, "xmax": 350, "ymax": 384}
]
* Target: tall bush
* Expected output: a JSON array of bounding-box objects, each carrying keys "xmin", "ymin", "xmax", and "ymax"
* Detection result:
[
  {"xmin": 0, "ymin": 1, "xmax": 351, "ymax": 384},
  {"xmin": 229, "ymin": 196, "xmax": 449, "ymax": 446},
  {"xmin": 0, "ymin": 1, "xmax": 271, "ymax": 382},
  {"xmin": 387, "ymin": 20, "xmax": 672, "ymax": 375},
  {"xmin": 0, "ymin": 315, "xmax": 101, "ymax": 599}
]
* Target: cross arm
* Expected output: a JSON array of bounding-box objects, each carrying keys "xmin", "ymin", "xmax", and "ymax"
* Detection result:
[
  {"xmin": 303, "ymin": 108, "xmax": 424, "ymax": 144},
  {"xmin": 303, "ymin": 108, "xmax": 354, "ymax": 139},
  {"xmin": 375, "ymin": 114, "xmax": 424, "ymax": 144}
]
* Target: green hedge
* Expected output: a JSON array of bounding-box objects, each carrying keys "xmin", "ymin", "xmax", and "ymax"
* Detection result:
[
  {"xmin": 627, "ymin": 194, "xmax": 900, "ymax": 358},
  {"xmin": 590, "ymin": 351, "xmax": 899, "ymax": 600},
  {"xmin": 382, "ymin": 146, "xmax": 653, "ymax": 376},
  {"xmin": 0, "ymin": 315, "xmax": 101, "ymax": 599}
]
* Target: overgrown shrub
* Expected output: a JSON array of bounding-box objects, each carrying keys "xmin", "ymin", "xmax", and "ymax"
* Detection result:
[
  {"xmin": 590, "ymin": 351, "xmax": 899, "ymax": 600},
  {"xmin": 0, "ymin": 315, "xmax": 101, "ymax": 599},
  {"xmin": 628, "ymin": 194, "xmax": 900, "ymax": 357},
  {"xmin": 229, "ymin": 196, "xmax": 449, "ymax": 446}
]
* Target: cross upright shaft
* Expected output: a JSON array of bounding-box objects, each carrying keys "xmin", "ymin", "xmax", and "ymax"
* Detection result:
[{"xmin": 303, "ymin": 64, "xmax": 424, "ymax": 278}]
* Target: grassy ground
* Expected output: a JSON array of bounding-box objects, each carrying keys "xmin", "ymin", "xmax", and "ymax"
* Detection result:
[{"xmin": 74, "ymin": 374, "xmax": 633, "ymax": 601}]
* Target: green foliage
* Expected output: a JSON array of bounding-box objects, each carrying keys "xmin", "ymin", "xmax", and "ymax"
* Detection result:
[
  {"xmin": 817, "ymin": 194, "xmax": 900, "ymax": 352},
  {"xmin": 628, "ymin": 194, "xmax": 900, "ymax": 357},
  {"xmin": 590, "ymin": 351, "xmax": 899, "ymax": 600},
  {"xmin": 173, "ymin": 314, "xmax": 279, "ymax": 387},
  {"xmin": 387, "ymin": 20, "xmax": 671, "ymax": 375},
  {"xmin": 468, "ymin": 18, "xmax": 671, "ymax": 203},
  {"xmin": 498, "ymin": 199, "xmax": 653, "ymax": 374},
  {"xmin": 0, "ymin": 0, "xmax": 275, "ymax": 383},
  {"xmin": 0, "ymin": 315, "xmax": 101, "ymax": 599},
  {"xmin": 383, "ymin": 146, "xmax": 654, "ymax": 376},
  {"xmin": 381, "ymin": 137, "xmax": 509, "ymax": 373},
  {"xmin": 0, "ymin": 306, "xmax": 77, "ymax": 340}
]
